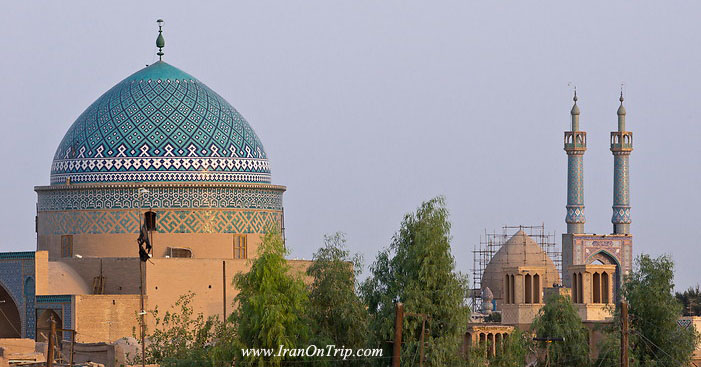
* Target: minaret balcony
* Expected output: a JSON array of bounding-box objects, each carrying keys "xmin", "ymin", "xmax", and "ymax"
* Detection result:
[
  {"xmin": 610, "ymin": 131, "xmax": 633, "ymax": 152},
  {"xmin": 564, "ymin": 131, "xmax": 587, "ymax": 152}
]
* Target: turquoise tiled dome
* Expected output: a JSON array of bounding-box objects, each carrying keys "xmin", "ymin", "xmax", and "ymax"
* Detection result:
[{"xmin": 51, "ymin": 61, "xmax": 270, "ymax": 185}]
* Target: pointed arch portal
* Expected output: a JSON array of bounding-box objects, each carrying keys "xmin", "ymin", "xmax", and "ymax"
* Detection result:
[
  {"xmin": 0, "ymin": 283, "xmax": 21, "ymax": 338},
  {"xmin": 36, "ymin": 309, "xmax": 62, "ymax": 343}
]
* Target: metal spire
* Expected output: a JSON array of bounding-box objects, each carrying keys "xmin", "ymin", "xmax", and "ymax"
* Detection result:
[
  {"xmin": 618, "ymin": 84, "xmax": 626, "ymax": 115},
  {"xmin": 571, "ymin": 88, "xmax": 580, "ymax": 116},
  {"xmin": 156, "ymin": 19, "xmax": 165, "ymax": 61},
  {"xmin": 570, "ymin": 88, "xmax": 580, "ymax": 132},
  {"xmin": 617, "ymin": 87, "xmax": 627, "ymax": 129}
]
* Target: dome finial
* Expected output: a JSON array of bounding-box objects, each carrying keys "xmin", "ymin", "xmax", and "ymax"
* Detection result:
[
  {"xmin": 570, "ymin": 85, "xmax": 580, "ymax": 117},
  {"xmin": 619, "ymin": 83, "xmax": 624, "ymax": 104},
  {"xmin": 617, "ymin": 84, "xmax": 626, "ymax": 117},
  {"xmin": 156, "ymin": 19, "xmax": 165, "ymax": 61}
]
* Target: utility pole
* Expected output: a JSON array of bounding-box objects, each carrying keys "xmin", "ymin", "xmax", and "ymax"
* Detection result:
[
  {"xmin": 621, "ymin": 301, "xmax": 629, "ymax": 367},
  {"xmin": 70, "ymin": 330, "xmax": 75, "ymax": 367},
  {"xmin": 222, "ymin": 260, "xmax": 227, "ymax": 322},
  {"xmin": 140, "ymin": 260, "xmax": 145, "ymax": 367},
  {"xmin": 47, "ymin": 317, "xmax": 56, "ymax": 367},
  {"xmin": 392, "ymin": 302, "xmax": 404, "ymax": 367},
  {"xmin": 405, "ymin": 311, "xmax": 430, "ymax": 367},
  {"xmin": 419, "ymin": 316, "xmax": 426, "ymax": 367},
  {"xmin": 137, "ymin": 187, "xmax": 152, "ymax": 367}
]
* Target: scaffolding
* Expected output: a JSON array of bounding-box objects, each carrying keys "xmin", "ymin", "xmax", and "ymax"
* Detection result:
[{"xmin": 470, "ymin": 224, "xmax": 561, "ymax": 311}]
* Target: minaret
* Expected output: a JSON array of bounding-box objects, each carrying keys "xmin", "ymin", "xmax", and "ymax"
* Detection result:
[
  {"xmin": 611, "ymin": 92, "xmax": 633, "ymax": 234},
  {"xmin": 564, "ymin": 91, "xmax": 586, "ymax": 234}
]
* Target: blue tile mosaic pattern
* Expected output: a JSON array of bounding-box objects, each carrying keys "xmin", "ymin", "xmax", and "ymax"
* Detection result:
[
  {"xmin": 37, "ymin": 186, "xmax": 283, "ymax": 211},
  {"xmin": 0, "ymin": 252, "xmax": 36, "ymax": 259},
  {"xmin": 51, "ymin": 62, "xmax": 270, "ymax": 185},
  {"xmin": 0, "ymin": 254, "xmax": 36, "ymax": 339},
  {"xmin": 566, "ymin": 154, "xmax": 586, "ymax": 224},
  {"xmin": 24, "ymin": 277, "xmax": 35, "ymax": 339},
  {"xmin": 39, "ymin": 208, "xmax": 282, "ymax": 235},
  {"xmin": 612, "ymin": 154, "xmax": 631, "ymax": 224}
]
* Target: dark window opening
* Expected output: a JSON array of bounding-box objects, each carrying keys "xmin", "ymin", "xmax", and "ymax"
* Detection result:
[
  {"xmin": 61, "ymin": 235, "xmax": 73, "ymax": 258},
  {"xmin": 168, "ymin": 247, "xmax": 192, "ymax": 258}
]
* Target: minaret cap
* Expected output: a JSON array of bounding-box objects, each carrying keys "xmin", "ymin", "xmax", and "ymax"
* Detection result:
[
  {"xmin": 571, "ymin": 90, "xmax": 580, "ymax": 116},
  {"xmin": 617, "ymin": 91, "xmax": 626, "ymax": 116},
  {"xmin": 156, "ymin": 19, "xmax": 165, "ymax": 61}
]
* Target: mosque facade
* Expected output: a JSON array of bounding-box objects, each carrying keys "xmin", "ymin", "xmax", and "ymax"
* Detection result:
[
  {"xmin": 467, "ymin": 92, "xmax": 636, "ymax": 355},
  {"xmin": 0, "ymin": 28, "xmax": 312, "ymax": 342}
]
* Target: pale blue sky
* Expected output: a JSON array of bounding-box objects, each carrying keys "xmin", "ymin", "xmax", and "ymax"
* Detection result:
[{"xmin": 0, "ymin": 1, "xmax": 698, "ymax": 290}]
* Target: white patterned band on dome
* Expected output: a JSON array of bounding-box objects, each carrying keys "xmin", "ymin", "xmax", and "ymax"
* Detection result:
[
  {"xmin": 52, "ymin": 156, "xmax": 269, "ymax": 172},
  {"xmin": 51, "ymin": 156, "xmax": 271, "ymax": 184}
]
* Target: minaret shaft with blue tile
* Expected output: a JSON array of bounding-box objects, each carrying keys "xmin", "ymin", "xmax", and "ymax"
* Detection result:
[
  {"xmin": 564, "ymin": 93, "xmax": 586, "ymax": 234},
  {"xmin": 611, "ymin": 94, "xmax": 633, "ymax": 234}
]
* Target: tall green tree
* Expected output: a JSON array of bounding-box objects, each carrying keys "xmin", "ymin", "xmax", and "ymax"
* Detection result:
[
  {"xmin": 307, "ymin": 232, "xmax": 368, "ymax": 350},
  {"xmin": 222, "ymin": 231, "xmax": 310, "ymax": 367},
  {"xmin": 361, "ymin": 197, "xmax": 470, "ymax": 367},
  {"xmin": 530, "ymin": 292, "xmax": 590, "ymax": 367},
  {"xmin": 676, "ymin": 285, "xmax": 701, "ymax": 316},
  {"xmin": 597, "ymin": 254, "xmax": 699, "ymax": 367}
]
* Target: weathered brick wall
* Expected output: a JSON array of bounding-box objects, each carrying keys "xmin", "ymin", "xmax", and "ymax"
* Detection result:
[
  {"xmin": 59, "ymin": 258, "xmax": 142, "ymax": 295},
  {"xmin": 74, "ymin": 295, "xmax": 142, "ymax": 343},
  {"xmin": 143, "ymin": 258, "xmax": 312, "ymax": 330},
  {"xmin": 36, "ymin": 250, "xmax": 311, "ymax": 343}
]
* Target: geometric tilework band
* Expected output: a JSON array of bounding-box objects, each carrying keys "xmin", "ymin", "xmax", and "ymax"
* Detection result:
[
  {"xmin": 38, "ymin": 209, "xmax": 282, "ymax": 235},
  {"xmin": 611, "ymin": 206, "xmax": 631, "ymax": 224},
  {"xmin": 566, "ymin": 206, "xmax": 586, "ymax": 223},
  {"xmin": 37, "ymin": 186, "xmax": 283, "ymax": 212}
]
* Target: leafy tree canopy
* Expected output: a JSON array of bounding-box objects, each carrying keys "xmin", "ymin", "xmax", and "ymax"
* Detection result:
[
  {"xmin": 676, "ymin": 284, "xmax": 701, "ymax": 317},
  {"xmin": 530, "ymin": 292, "xmax": 590, "ymax": 367},
  {"xmin": 307, "ymin": 232, "xmax": 368, "ymax": 351},
  {"xmin": 227, "ymin": 231, "xmax": 310, "ymax": 367},
  {"xmin": 361, "ymin": 196, "xmax": 470, "ymax": 367},
  {"xmin": 489, "ymin": 329, "xmax": 533, "ymax": 367},
  {"xmin": 624, "ymin": 254, "xmax": 698, "ymax": 366},
  {"xmin": 596, "ymin": 254, "xmax": 700, "ymax": 367}
]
